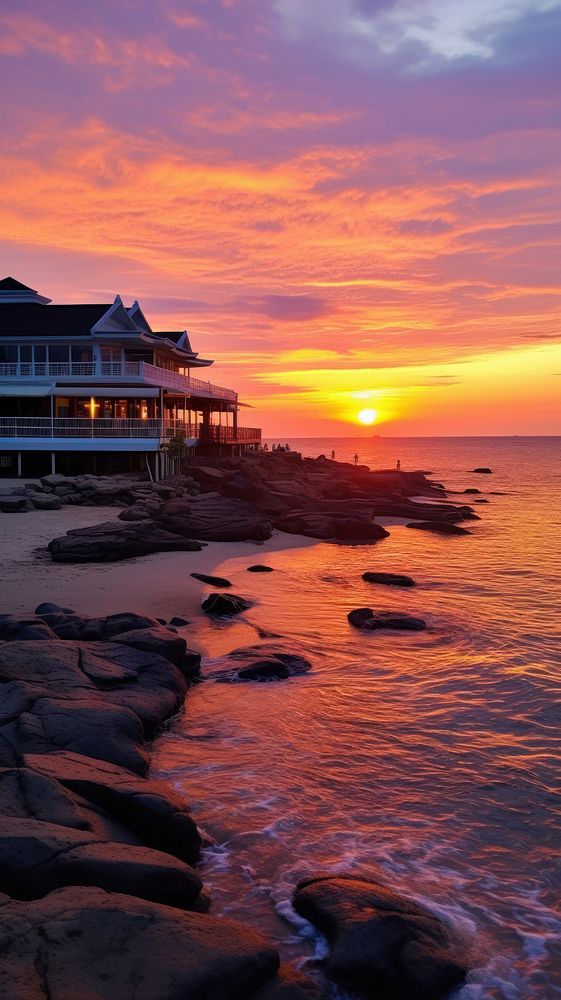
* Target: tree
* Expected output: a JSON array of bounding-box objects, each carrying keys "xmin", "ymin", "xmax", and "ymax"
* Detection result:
[{"xmin": 160, "ymin": 433, "xmax": 186, "ymax": 475}]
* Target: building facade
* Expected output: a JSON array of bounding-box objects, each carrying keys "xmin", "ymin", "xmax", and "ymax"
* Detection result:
[{"xmin": 0, "ymin": 277, "xmax": 261, "ymax": 478}]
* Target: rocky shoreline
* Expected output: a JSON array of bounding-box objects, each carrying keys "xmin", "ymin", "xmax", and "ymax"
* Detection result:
[
  {"xmin": 0, "ymin": 601, "xmax": 468, "ymax": 999},
  {"xmin": 1, "ymin": 450, "xmax": 480, "ymax": 560},
  {"xmin": 0, "ymin": 453, "xmax": 477, "ymax": 998}
]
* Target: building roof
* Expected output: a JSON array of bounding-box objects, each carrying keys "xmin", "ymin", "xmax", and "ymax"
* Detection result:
[
  {"xmin": 0, "ymin": 277, "xmax": 37, "ymax": 292},
  {"xmin": 0, "ymin": 303, "xmax": 113, "ymax": 337},
  {"xmin": 0, "ymin": 282, "xmax": 212, "ymax": 366}
]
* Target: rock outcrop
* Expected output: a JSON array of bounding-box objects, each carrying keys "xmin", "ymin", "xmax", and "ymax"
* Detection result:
[
  {"xmin": 0, "ymin": 887, "xmax": 281, "ymax": 1000},
  {"xmin": 0, "ymin": 607, "xmax": 324, "ymax": 998}
]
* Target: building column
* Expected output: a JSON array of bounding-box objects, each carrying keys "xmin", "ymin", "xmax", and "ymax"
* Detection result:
[
  {"xmin": 51, "ymin": 452, "xmax": 56, "ymax": 475},
  {"xmin": 17, "ymin": 452, "xmax": 22, "ymax": 477}
]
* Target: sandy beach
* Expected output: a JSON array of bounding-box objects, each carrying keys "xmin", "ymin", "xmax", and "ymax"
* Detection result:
[{"xmin": 1, "ymin": 504, "xmax": 315, "ymax": 624}]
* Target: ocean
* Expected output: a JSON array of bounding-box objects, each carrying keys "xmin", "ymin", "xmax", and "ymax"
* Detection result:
[{"xmin": 153, "ymin": 437, "xmax": 561, "ymax": 999}]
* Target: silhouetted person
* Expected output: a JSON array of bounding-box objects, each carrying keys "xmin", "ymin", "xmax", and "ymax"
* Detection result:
[
  {"xmin": 354, "ymin": 453, "xmax": 358, "ymax": 466},
  {"xmin": 396, "ymin": 459, "xmax": 401, "ymax": 471},
  {"xmin": 331, "ymin": 449, "xmax": 336, "ymax": 461}
]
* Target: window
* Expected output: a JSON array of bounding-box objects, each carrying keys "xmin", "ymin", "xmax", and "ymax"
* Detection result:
[
  {"xmin": 71, "ymin": 345, "xmax": 93, "ymax": 363},
  {"xmin": 48, "ymin": 345, "xmax": 70, "ymax": 364},
  {"xmin": 0, "ymin": 345, "xmax": 17, "ymax": 364},
  {"xmin": 34, "ymin": 345, "xmax": 47, "ymax": 363}
]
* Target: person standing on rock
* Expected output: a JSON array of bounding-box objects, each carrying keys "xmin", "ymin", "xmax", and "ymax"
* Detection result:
[
  {"xmin": 396, "ymin": 459, "xmax": 401, "ymax": 471},
  {"xmin": 354, "ymin": 453, "xmax": 358, "ymax": 466},
  {"xmin": 331, "ymin": 450, "xmax": 336, "ymax": 460}
]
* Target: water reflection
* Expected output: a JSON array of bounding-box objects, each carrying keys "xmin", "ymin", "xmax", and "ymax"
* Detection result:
[{"xmin": 154, "ymin": 438, "xmax": 561, "ymax": 999}]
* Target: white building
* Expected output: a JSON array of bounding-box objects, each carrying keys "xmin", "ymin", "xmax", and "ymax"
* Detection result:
[{"xmin": 0, "ymin": 277, "xmax": 261, "ymax": 478}]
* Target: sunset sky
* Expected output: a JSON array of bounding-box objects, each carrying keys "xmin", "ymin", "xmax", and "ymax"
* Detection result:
[{"xmin": 1, "ymin": 0, "xmax": 560, "ymax": 436}]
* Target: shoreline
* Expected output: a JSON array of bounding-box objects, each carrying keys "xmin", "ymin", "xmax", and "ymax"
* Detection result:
[
  {"xmin": 1, "ymin": 504, "xmax": 317, "ymax": 623},
  {"xmin": 0, "ymin": 461, "xmax": 477, "ymax": 998}
]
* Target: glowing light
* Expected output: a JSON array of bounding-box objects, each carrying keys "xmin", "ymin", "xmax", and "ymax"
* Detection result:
[{"xmin": 357, "ymin": 408, "xmax": 378, "ymax": 425}]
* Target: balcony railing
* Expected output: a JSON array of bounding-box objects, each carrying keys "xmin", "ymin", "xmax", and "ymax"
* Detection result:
[
  {"xmin": 0, "ymin": 417, "xmax": 260, "ymax": 444},
  {"xmin": 198, "ymin": 425, "xmax": 262, "ymax": 444},
  {"xmin": 0, "ymin": 360, "xmax": 238, "ymax": 402},
  {"xmin": 0, "ymin": 417, "xmax": 164, "ymax": 439}
]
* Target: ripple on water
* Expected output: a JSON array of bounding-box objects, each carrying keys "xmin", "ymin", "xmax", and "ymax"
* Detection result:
[{"xmin": 153, "ymin": 438, "xmax": 561, "ymax": 999}]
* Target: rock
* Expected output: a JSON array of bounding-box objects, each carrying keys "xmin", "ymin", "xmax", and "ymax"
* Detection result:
[
  {"xmin": 26, "ymin": 751, "xmax": 201, "ymax": 863},
  {"xmin": 463, "ymin": 488, "xmax": 481, "ymax": 494},
  {"xmin": 29, "ymin": 493, "xmax": 62, "ymax": 510},
  {"xmin": 49, "ymin": 522, "xmax": 203, "ymax": 562},
  {"xmin": 158, "ymin": 493, "xmax": 273, "ymax": 542},
  {"xmin": 0, "ymin": 615, "xmax": 57, "ymax": 641},
  {"xmin": 0, "ymin": 766, "xmax": 135, "ymax": 843},
  {"xmin": 293, "ymin": 875, "xmax": 466, "ymax": 1000},
  {"xmin": 0, "ymin": 886, "xmax": 280, "ymax": 999},
  {"xmin": 406, "ymin": 521, "xmax": 471, "ymax": 535},
  {"xmin": 118, "ymin": 506, "xmax": 153, "ymax": 521},
  {"xmin": 108, "ymin": 627, "xmax": 188, "ymax": 669},
  {"xmin": 348, "ymin": 609, "xmax": 426, "ymax": 631},
  {"xmin": 334, "ymin": 519, "xmax": 390, "ymax": 542},
  {"xmin": 207, "ymin": 643, "xmax": 312, "ymax": 682},
  {"xmin": 202, "ymin": 593, "xmax": 253, "ymax": 617},
  {"xmin": 0, "ymin": 638, "xmax": 190, "ymax": 738},
  {"xmin": 170, "ymin": 616, "xmax": 189, "ymax": 626},
  {"xmin": 472, "ymin": 467, "xmax": 492, "ymax": 474},
  {"xmin": 15, "ymin": 696, "xmax": 151, "ymax": 775},
  {"xmin": 0, "ymin": 816, "xmax": 203, "ymax": 908},
  {"xmin": 247, "ymin": 565, "xmax": 274, "ymax": 573},
  {"xmin": 0, "ymin": 497, "xmax": 27, "ymax": 512},
  {"xmin": 362, "ymin": 572, "xmax": 415, "ymax": 588},
  {"xmin": 191, "ymin": 572, "xmax": 232, "ymax": 588}
]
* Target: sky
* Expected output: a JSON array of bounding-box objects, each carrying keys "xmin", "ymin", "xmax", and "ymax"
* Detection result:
[{"xmin": 1, "ymin": 0, "xmax": 560, "ymax": 436}]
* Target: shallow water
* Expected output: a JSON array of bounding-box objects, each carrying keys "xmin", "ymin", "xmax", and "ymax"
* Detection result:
[{"xmin": 153, "ymin": 437, "xmax": 561, "ymax": 999}]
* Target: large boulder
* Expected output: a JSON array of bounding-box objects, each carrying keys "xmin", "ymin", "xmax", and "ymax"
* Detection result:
[
  {"xmin": 0, "ymin": 615, "xmax": 57, "ymax": 641},
  {"xmin": 0, "ymin": 886, "xmax": 280, "ymax": 999},
  {"xmin": 48, "ymin": 522, "xmax": 203, "ymax": 562},
  {"xmin": 293, "ymin": 875, "xmax": 467, "ymax": 1000},
  {"xmin": 206, "ymin": 643, "xmax": 312, "ymax": 682},
  {"xmin": 0, "ymin": 816, "xmax": 203, "ymax": 908},
  {"xmin": 157, "ymin": 493, "xmax": 273, "ymax": 542},
  {"xmin": 30, "ymin": 493, "xmax": 62, "ymax": 510},
  {"xmin": 25, "ymin": 751, "xmax": 201, "ymax": 863},
  {"xmin": 13, "ymin": 696, "xmax": 150, "ymax": 775},
  {"xmin": 0, "ymin": 766, "xmax": 137, "ymax": 844},
  {"xmin": 348, "ymin": 609, "xmax": 426, "ymax": 631},
  {"xmin": 333, "ymin": 520, "xmax": 390, "ymax": 542},
  {"xmin": 0, "ymin": 497, "xmax": 27, "ymax": 512}
]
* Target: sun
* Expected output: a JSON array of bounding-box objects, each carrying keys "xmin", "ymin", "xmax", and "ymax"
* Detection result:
[{"xmin": 357, "ymin": 408, "xmax": 378, "ymax": 425}]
